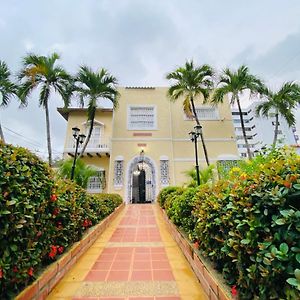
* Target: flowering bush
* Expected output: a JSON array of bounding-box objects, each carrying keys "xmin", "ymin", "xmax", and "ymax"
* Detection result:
[
  {"xmin": 159, "ymin": 148, "xmax": 300, "ymax": 300},
  {"xmin": 0, "ymin": 142, "xmax": 122, "ymax": 298}
]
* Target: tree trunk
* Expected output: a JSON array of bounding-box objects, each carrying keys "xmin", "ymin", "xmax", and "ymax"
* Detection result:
[
  {"xmin": 236, "ymin": 96, "xmax": 252, "ymax": 160},
  {"xmin": 78, "ymin": 107, "xmax": 96, "ymax": 158},
  {"xmin": 0, "ymin": 122, "xmax": 5, "ymax": 143},
  {"xmin": 190, "ymin": 97, "xmax": 210, "ymax": 166},
  {"xmin": 44, "ymin": 100, "xmax": 53, "ymax": 166},
  {"xmin": 273, "ymin": 113, "xmax": 279, "ymax": 147}
]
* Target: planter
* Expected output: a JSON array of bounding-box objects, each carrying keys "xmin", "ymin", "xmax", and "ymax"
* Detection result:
[
  {"xmin": 16, "ymin": 203, "xmax": 125, "ymax": 300},
  {"xmin": 159, "ymin": 205, "xmax": 232, "ymax": 300}
]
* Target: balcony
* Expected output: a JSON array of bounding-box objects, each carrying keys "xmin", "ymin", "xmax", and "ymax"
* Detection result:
[{"xmin": 65, "ymin": 137, "xmax": 111, "ymax": 157}]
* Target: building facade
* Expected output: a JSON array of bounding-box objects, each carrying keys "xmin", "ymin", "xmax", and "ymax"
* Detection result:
[
  {"xmin": 59, "ymin": 87, "xmax": 239, "ymax": 203},
  {"xmin": 232, "ymin": 102, "xmax": 298, "ymax": 158}
]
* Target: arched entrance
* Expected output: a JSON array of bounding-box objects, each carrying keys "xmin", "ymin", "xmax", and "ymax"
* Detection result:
[{"xmin": 126, "ymin": 155, "xmax": 156, "ymax": 204}]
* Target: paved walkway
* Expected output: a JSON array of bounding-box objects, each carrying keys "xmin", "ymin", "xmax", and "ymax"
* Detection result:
[{"xmin": 47, "ymin": 204, "xmax": 207, "ymax": 300}]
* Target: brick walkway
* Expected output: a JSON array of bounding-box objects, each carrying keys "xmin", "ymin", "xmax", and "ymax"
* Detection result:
[{"xmin": 47, "ymin": 204, "xmax": 207, "ymax": 300}]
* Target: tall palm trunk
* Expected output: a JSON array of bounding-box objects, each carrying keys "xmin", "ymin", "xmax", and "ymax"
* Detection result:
[
  {"xmin": 273, "ymin": 112, "xmax": 279, "ymax": 147},
  {"xmin": 44, "ymin": 100, "xmax": 52, "ymax": 166},
  {"xmin": 0, "ymin": 122, "xmax": 5, "ymax": 143},
  {"xmin": 190, "ymin": 96, "xmax": 210, "ymax": 166},
  {"xmin": 236, "ymin": 96, "xmax": 252, "ymax": 160},
  {"xmin": 79, "ymin": 107, "xmax": 96, "ymax": 158}
]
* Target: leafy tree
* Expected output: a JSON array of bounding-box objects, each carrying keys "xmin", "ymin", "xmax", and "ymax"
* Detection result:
[
  {"xmin": 166, "ymin": 61, "xmax": 214, "ymax": 166},
  {"xmin": 185, "ymin": 165, "xmax": 215, "ymax": 187},
  {"xmin": 212, "ymin": 65, "xmax": 263, "ymax": 159},
  {"xmin": 18, "ymin": 53, "xmax": 71, "ymax": 166},
  {"xmin": 256, "ymin": 82, "xmax": 300, "ymax": 147},
  {"xmin": 58, "ymin": 158, "xmax": 97, "ymax": 188},
  {"xmin": 0, "ymin": 60, "xmax": 19, "ymax": 142},
  {"xmin": 75, "ymin": 66, "xmax": 119, "ymax": 157}
]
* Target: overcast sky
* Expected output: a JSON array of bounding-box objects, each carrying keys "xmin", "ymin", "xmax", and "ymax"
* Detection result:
[{"xmin": 1, "ymin": 0, "xmax": 300, "ymax": 160}]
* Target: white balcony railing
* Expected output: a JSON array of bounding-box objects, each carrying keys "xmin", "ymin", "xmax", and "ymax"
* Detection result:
[{"xmin": 65, "ymin": 137, "xmax": 110, "ymax": 153}]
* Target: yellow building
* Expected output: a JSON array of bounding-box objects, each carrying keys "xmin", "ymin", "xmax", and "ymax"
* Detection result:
[{"xmin": 58, "ymin": 87, "xmax": 239, "ymax": 203}]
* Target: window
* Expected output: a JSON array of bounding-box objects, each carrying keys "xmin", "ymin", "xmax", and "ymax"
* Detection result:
[
  {"xmin": 114, "ymin": 160, "xmax": 124, "ymax": 187},
  {"xmin": 160, "ymin": 159, "xmax": 169, "ymax": 186},
  {"xmin": 128, "ymin": 106, "xmax": 156, "ymax": 130},
  {"xmin": 87, "ymin": 171, "xmax": 106, "ymax": 193},
  {"xmin": 185, "ymin": 106, "xmax": 219, "ymax": 120}
]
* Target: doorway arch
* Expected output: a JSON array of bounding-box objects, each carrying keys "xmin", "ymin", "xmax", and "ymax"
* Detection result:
[{"xmin": 125, "ymin": 155, "xmax": 157, "ymax": 204}]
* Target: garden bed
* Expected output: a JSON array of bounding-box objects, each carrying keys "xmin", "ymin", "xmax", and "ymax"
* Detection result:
[
  {"xmin": 16, "ymin": 203, "xmax": 124, "ymax": 300},
  {"xmin": 159, "ymin": 205, "xmax": 232, "ymax": 300}
]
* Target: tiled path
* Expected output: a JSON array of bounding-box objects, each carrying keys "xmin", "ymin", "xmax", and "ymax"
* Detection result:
[{"xmin": 47, "ymin": 204, "xmax": 207, "ymax": 300}]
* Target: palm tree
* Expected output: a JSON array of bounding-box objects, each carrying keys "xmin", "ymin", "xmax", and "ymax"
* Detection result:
[
  {"xmin": 256, "ymin": 82, "xmax": 300, "ymax": 147},
  {"xmin": 212, "ymin": 65, "xmax": 263, "ymax": 160},
  {"xmin": 18, "ymin": 53, "xmax": 71, "ymax": 166},
  {"xmin": 58, "ymin": 158, "xmax": 97, "ymax": 188},
  {"xmin": 0, "ymin": 60, "xmax": 19, "ymax": 142},
  {"xmin": 166, "ymin": 61, "xmax": 214, "ymax": 166},
  {"xmin": 75, "ymin": 66, "xmax": 119, "ymax": 157}
]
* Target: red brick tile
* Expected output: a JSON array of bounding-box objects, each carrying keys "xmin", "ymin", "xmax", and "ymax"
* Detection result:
[
  {"xmin": 133, "ymin": 261, "xmax": 152, "ymax": 270},
  {"xmin": 152, "ymin": 270, "xmax": 174, "ymax": 281},
  {"xmin": 134, "ymin": 253, "xmax": 152, "ymax": 260},
  {"xmin": 115, "ymin": 253, "xmax": 132, "ymax": 260},
  {"xmin": 85, "ymin": 270, "xmax": 107, "ymax": 281},
  {"xmin": 129, "ymin": 297, "xmax": 154, "ymax": 300},
  {"xmin": 150, "ymin": 247, "xmax": 165, "ymax": 253},
  {"xmin": 152, "ymin": 261, "xmax": 171, "ymax": 270},
  {"xmin": 92, "ymin": 261, "xmax": 112, "ymax": 270},
  {"xmin": 135, "ymin": 247, "xmax": 150, "ymax": 253},
  {"xmin": 131, "ymin": 270, "xmax": 152, "ymax": 281},
  {"xmin": 97, "ymin": 253, "xmax": 115, "ymax": 261},
  {"xmin": 151, "ymin": 253, "xmax": 168, "ymax": 260},
  {"xmin": 111, "ymin": 261, "xmax": 131, "ymax": 270},
  {"xmin": 102, "ymin": 248, "xmax": 118, "ymax": 254},
  {"xmin": 118, "ymin": 247, "xmax": 134, "ymax": 253},
  {"xmin": 107, "ymin": 270, "xmax": 129, "ymax": 281}
]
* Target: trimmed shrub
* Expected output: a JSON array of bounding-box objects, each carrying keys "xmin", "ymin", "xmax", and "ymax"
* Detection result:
[
  {"xmin": 157, "ymin": 186, "xmax": 182, "ymax": 208},
  {"xmin": 0, "ymin": 142, "xmax": 122, "ymax": 298},
  {"xmin": 159, "ymin": 148, "xmax": 300, "ymax": 300}
]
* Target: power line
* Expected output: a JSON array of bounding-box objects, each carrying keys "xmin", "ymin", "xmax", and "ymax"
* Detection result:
[{"xmin": 2, "ymin": 126, "xmax": 63, "ymax": 155}]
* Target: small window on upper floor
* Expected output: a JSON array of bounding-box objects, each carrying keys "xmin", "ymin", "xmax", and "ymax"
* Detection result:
[
  {"xmin": 127, "ymin": 105, "xmax": 157, "ymax": 130},
  {"xmin": 185, "ymin": 106, "xmax": 219, "ymax": 120}
]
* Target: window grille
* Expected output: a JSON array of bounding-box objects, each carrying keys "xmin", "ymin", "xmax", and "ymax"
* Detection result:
[
  {"xmin": 160, "ymin": 160, "xmax": 169, "ymax": 186},
  {"xmin": 87, "ymin": 171, "xmax": 106, "ymax": 193},
  {"xmin": 185, "ymin": 107, "xmax": 219, "ymax": 120},
  {"xmin": 128, "ymin": 106, "xmax": 156, "ymax": 129},
  {"xmin": 114, "ymin": 160, "xmax": 123, "ymax": 186}
]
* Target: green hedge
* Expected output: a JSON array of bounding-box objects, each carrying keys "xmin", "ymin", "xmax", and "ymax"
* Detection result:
[
  {"xmin": 0, "ymin": 142, "xmax": 122, "ymax": 298},
  {"xmin": 159, "ymin": 148, "xmax": 300, "ymax": 300}
]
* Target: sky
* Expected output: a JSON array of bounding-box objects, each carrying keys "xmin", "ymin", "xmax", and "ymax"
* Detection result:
[{"xmin": 1, "ymin": 0, "xmax": 300, "ymax": 160}]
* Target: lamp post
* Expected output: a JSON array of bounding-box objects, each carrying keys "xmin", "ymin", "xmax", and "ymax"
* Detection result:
[
  {"xmin": 189, "ymin": 125, "xmax": 202, "ymax": 186},
  {"xmin": 70, "ymin": 127, "xmax": 86, "ymax": 180}
]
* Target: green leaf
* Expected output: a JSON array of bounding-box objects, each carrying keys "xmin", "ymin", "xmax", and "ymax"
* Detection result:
[
  {"xmin": 0, "ymin": 210, "xmax": 11, "ymax": 215},
  {"xmin": 6, "ymin": 200, "xmax": 16, "ymax": 206},
  {"xmin": 296, "ymin": 254, "xmax": 300, "ymax": 263},
  {"xmin": 280, "ymin": 209, "xmax": 294, "ymax": 218},
  {"xmin": 10, "ymin": 244, "xmax": 17, "ymax": 251},
  {"xmin": 241, "ymin": 239, "xmax": 250, "ymax": 245},
  {"xmin": 295, "ymin": 269, "xmax": 300, "ymax": 282},
  {"xmin": 15, "ymin": 224, "xmax": 23, "ymax": 229},
  {"xmin": 275, "ymin": 218, "xmax": 286, "ymax": 225},
  {"xmin": 280, "ymin": 243, "xmax": 289, "ymax": 254},
  {"xmin": 287, "ymin": 278, "xmax": 299, "ymax": 287},
  {"xmin": 293, "ymin": 184, "xmax": 300, "ymax": 190}
]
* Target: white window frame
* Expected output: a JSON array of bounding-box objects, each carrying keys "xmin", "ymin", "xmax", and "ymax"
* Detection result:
[
  {"xmin": 127, "ymin": 104, "xmax": 157, "ymax": 130},
  {"xmin": 184, "ymin": 106, "xmax": 219, "ymax": 121},
  {"xmin": 86, "ymin": 168, "xmax": 106, "ymax": 193}
]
